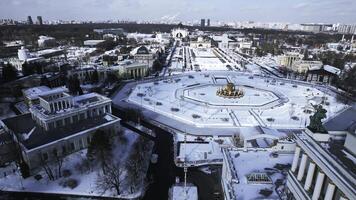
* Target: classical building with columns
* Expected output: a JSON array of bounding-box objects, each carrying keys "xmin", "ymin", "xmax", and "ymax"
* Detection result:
[
  {"xmin": 130, "ymin": 46, "xmax": 157, "ymax": 68},
  {"xmin": 113, "ymin": 61, "xmax": 149, "ymax": 79},
  {"xmin": 0, "ymin": 89, "xmax": 121, "ymax": 172},
  {"xmin": 286, "ymin": 129, "xmax": 356, "ymax": 200}
]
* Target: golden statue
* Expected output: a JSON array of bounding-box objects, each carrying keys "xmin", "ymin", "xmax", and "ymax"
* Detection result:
[{"xmin": 216, "ymin": 83, "xmax": 244, "ymax": 98}]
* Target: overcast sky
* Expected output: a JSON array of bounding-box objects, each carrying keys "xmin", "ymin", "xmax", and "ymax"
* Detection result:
[{"xmin": 0, "ymin": 0, "xmax": 355, "ymax": 24}]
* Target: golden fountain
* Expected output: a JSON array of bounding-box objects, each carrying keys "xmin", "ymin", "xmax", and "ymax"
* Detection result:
[{"xmin": 216, "ymin": 82, "xmax": 244, "ymax": 98}]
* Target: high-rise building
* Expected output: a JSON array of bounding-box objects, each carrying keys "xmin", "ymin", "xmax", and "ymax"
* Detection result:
[
  {"xmin": 201, "ymin": 19, "xmax": 205, "ymax": 27},
  {"xmin": 207, "ymin": 19, "xmax": 210, "ymax": 27},
  {"xmin": 27, "ymin": 16, "xmax": 33, "ymax": 25},
  {"xmin": 37, "ymin": 16, "xmax": 43, "ymax": 25},
  {"xmin": 338, "ymin": 24, "xmax": 356, "ymax": 34}
]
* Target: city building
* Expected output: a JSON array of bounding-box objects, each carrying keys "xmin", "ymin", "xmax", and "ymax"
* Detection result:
[
  {"xmin": 301, "ymin": 24, "xmax": 332, "ymax": 33},
  {"xmin": 337, "ymin": 24, "xmax": 356, "ymax": 34},
  {"xmin": 39, "ymin": 72, "xmax": 65, "ymax": 88},
  {"xmin": 113, "ymin": 61, "xmax": 149, "ymax": 79},
  {"xmin": 130, "ymin": 46, "xmax": 157, "ymax": 67},
  {"xmin": 171, "ymin": 24, "xmax": 189, "ymax": 40},
  {"xmin": 0, "ymin": 90, "xmax": 120, "ymax": 171},
  {"xmin": 83, "ymin": 40, "xmax": 106, "ymax": 47},
  {"xmin": 18, "ymin": 46, "xmax": 31, "ymax": 61},
  {"xmin": 306, "ymin": 65, "xmax": 341, "ymax": 85},
  {"xmin": 201, "ymin": 19, "xmax": 205, "ymax": 27},
  {"xmin": 278, "ymin": 52, "xmax": 303, "ymax": 68},
  {"xmin": 327, "ymin": 43, "xmax": 343, "ymax": 51},
  {"xmin": 286, "ymin": 109, "xmax": 356, "ymax": 200},
  {"xmin": 211, "ymin": 34, "xmax": 238, "ymax": 49},
  {"xmin": 38, "ymin": 36, "xmax": 56, "ymax": 48},
  {"xmin": 155, "ymin": 32, "xmax": 171, "ymax": 44},
  {"xmin": 221, "ymin": 128, "xmax": 296, "ymax": 200},
  {"xmin": 27, "ymin": 16, "xmax": 33, "ymax": 25},
  {"xmin": 190, "ymin": 37, "xmax": 212, "ymax": 48},
  {"xmin": 0, "ymin": 60, "xmax": 4, "ymax": 79},
  {"xmin": 93, "ymin": 28, "xmax": 126, "ymax": 36},
  {"xmin": 22, "ymin": 86, "xmax": 67, "ymax": 106},
  {"xmin": 67, "ymin": 66, "xmax": 108, "ymax": 84},
  {"xmin": 207, "ymin": 19, "xmax": 210, "ymax": 27},
  {"xmin": 292, "ymin": 60, "xmax": 323, "ymax": 74},
  {"xmin": 36, "ymin": 16, "xmax": 43, "ymax": 25}
]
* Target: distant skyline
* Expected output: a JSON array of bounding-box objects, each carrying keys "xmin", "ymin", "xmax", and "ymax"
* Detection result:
[{"xmin": 0, "ymin": 0, "xmax": 355, "ymax": 24}]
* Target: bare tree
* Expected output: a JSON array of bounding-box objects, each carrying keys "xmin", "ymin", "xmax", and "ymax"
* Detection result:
[
  {"xmin": 38, "ymin": 153, "xmax": 55, "ymax": 181},
  {"xmin": 126, "ymin": 136, "xmax": 153, "ymax": 193},
  {"xmin": 52, "ymin": 149, "xmax": 63, "ymax": 179},
  {"xmin": 96, "ymin": 159, "xmax": 125, "ymax": 196},
  {"xmin": 126, "ymin": 153, "xmax": 143, "ymax": 193}
]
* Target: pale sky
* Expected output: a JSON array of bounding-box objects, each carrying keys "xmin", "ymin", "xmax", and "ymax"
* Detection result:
[{"xmin": 0, "ymin": 0, "xmax": 355, "ymax": 24}]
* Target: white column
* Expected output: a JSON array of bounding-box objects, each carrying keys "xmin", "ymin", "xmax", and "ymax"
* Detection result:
[
  {"xmin": 297, "ymin": 154, "xmax": 308, "ymax": 181},
  {"xmin": 324, "ymin": 183, "xmax": 335, "ymax": 200},
  {"xmin": 55, "ymin": 102, "xmax": 58, "ymax": 111},
  {"xmin": 339, "ymin": 195, "xmax": 348, "ymax": 200},
  {"xmin": 312, "ymin": 171, "xmax": 325, "ymax": 200},
  {"xmin": 291, "ymin": 146, "xmax": 301, "ymax": 172},
  {"xmin": 304, "ymin": 161, "xmax": 316, "ymax": 191}
]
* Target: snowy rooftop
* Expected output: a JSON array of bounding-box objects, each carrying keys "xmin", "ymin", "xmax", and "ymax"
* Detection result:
[
  {"xmin": 224, "ymin": 149, "xmax": 293, "ymax": 200},
  {"xmin": 169, "ymin": 184, "xmax": 198, "ymax": 200},
  {"xmin": 309, "ymin": 65, "xmax": 341, "ymax": 75},
  {"xmin": 1, "ymin": 113, "xmax": 119, "ymax": 150},
  {"xmin": 23, "ymin": 86, "xmax": 51, "ymax": 100},
  {"xmin": 177, "ymin": 141, "xmax": 223, "ymax": 166}
]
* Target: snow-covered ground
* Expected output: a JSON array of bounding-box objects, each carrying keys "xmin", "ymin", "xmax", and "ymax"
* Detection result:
[
  {"xmin": 245, "ymin": 63, "xmax": 262, "ymax": 74},
  {"xmin": 0, "ymin": 128, "xmax": 152, "ymax": 199},
  {"xmin": 191, "ymin": 48, "xmax": 230, "ymax": 71},
  {"xmin": 127, "ymin": 71, "xmax": 348, "ymax": 131},
  {"xmin": 0, "ymin": 103, "xmax": 16, "ymax": 120}
]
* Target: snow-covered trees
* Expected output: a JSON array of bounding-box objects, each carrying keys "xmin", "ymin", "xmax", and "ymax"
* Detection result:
[
  {"xmin": 67, "ymin": 74, "xmax": 83, "ymax": 95},
  {"xmin": 126, "ymin": 136, "xmax": 152, "ymax": 193},
  {"xmin": 87, "ymin": 130, "xmax": 113, "ymax": 174}
]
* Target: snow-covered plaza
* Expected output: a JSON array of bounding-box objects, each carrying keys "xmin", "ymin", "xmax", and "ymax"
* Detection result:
[{"xmin": 127, "ymin": 71, "xmax": 349, "ymax": 133}]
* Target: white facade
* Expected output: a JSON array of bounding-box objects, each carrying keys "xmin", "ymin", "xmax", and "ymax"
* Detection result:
[
  {"xmin": 292, "ymin": 60, "xmax": 323, "ymax": 73},
  {"xmin": 38, "ymin": 36, "xmax": 56, "ymax": 48},
  {"xmin": 278, "ymin": 52, "xmax": 303, "ymax": 68},
  {"xmin": 172, "ymin": 28, "xmax": 189, "ymax": 39},
  {"xmin": 190, "ymin": 37, "xmax": 211, "ymax": 48},
  {"xmin": 18, "ymin": 46, "xmax": 31, "ymax": 61},
  {"xmin": 344, "ymin": 131, "xmax": 356, "ymax": 155},
  {"xmin": 83, "ymin": 40, "xmax": 105, "ymax": 47}
]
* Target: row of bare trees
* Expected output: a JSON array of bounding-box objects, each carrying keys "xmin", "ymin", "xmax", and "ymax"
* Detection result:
[
  {"xmin": 35, "ymin": 128, "xmax": 153, "ymax": 196},
  {"xmin": 92, "ymin": 130, "xmax": 154, "ymax": 196},
  {"xmin": 38, "ymin": 149, "xmax": 64, "ymax": 181}
]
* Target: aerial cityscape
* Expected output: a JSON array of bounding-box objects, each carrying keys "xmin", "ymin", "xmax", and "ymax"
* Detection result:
[{"xmin": 0, "ymin": 1, "xmax": 355, "ymax": 200}]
